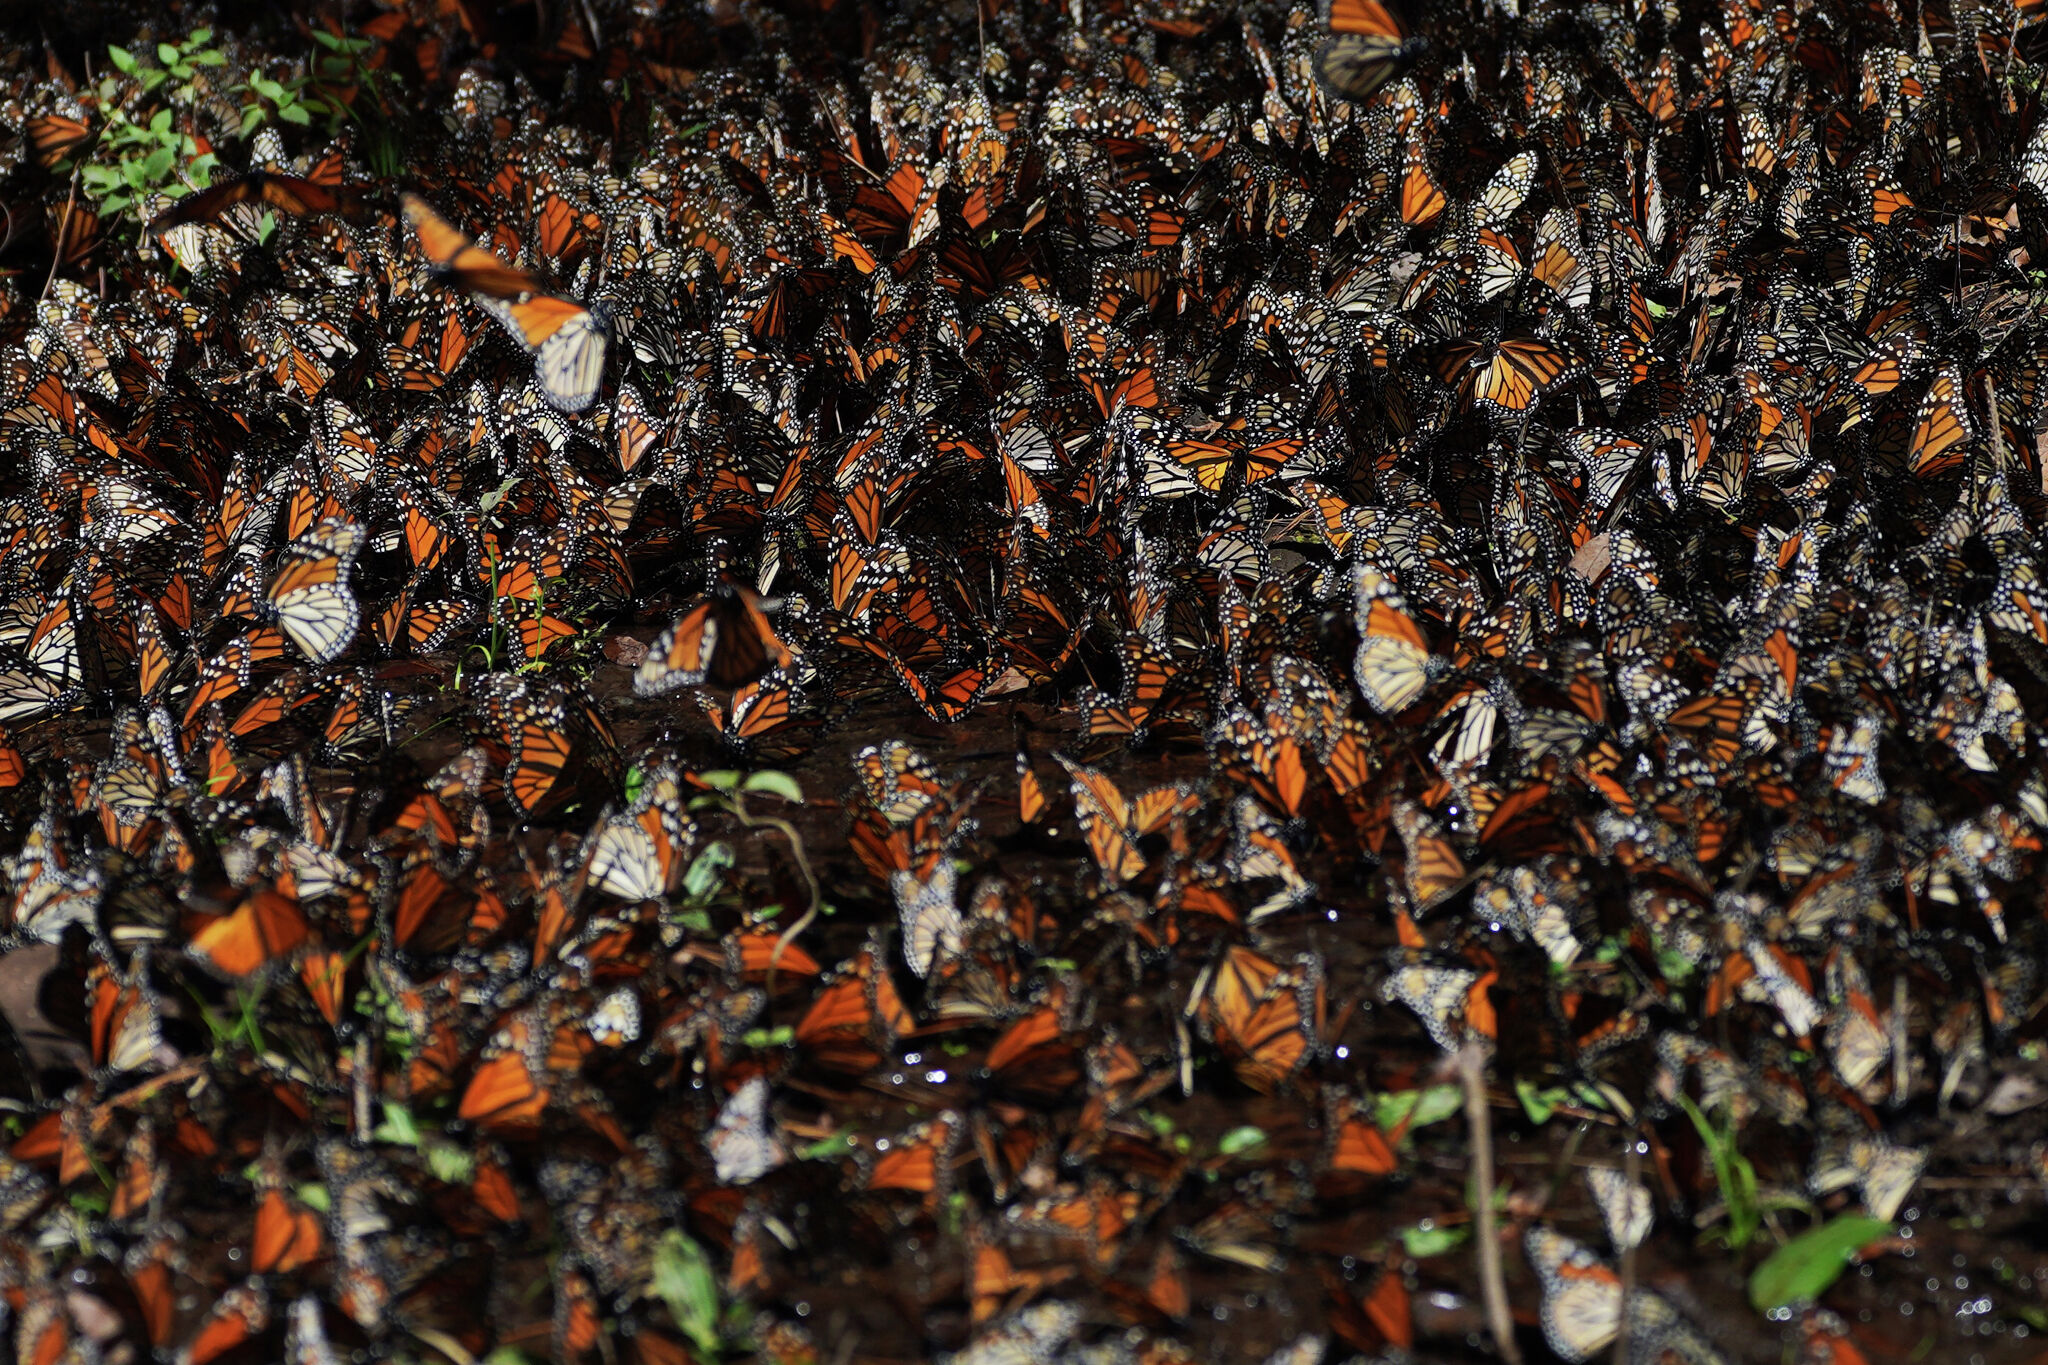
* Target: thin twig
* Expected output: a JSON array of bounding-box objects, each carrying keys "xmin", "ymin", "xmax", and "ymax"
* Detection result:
[
  {"xmin": 1456, "ymin": 1042, "xmax": 1522, "ymax": 1365},
  {"xmin": 352, "ymin": 1033, "xmax": 372, "ymax": 1142},
  {"xmin": 1890, "ymin": 973, "xmax": 1910, "ymax": 1107},
  {"xmin": 42, "ymin": 165, "xmax": 79, "ymax": 302},
  {"xmin": 733, "ymin": 790, "xmax": 823, "ymax": 997},
  {"xmin": 1612, "ymin": 1134, "xmax": 1642, "ymax": 1365}
]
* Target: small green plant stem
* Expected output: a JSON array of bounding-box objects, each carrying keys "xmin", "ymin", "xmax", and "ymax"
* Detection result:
[{"xmin": 728, "ymin": 789, "xmax": 821, "ymax": 995}]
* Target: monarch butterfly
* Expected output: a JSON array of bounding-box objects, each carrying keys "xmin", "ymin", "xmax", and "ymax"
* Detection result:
[
  {"xmin": 1322, "ymin": 1093, "xmax": 1399, "ymax": 1180},
  {"xmin": 855, "ymin": 741, "xmax": 945, "ymax": 826},
  {"xmin": 1666, "ymin": 685, "xmax": 1753, "ymax": 768},
  {"xmin": 1524, "ymin": 1226, "xmax": 1685, "ymax": 1363},
  {"xmin": 0, "ymin": 668, "xmax": 77, "ymax": 723},
  {"xmin": 401, "ymin": 192, "xmax": 608, "ymax": 412},
  {"xmin": 1398, "ymin": 144, "xmax": 1447, "ymax": 227},
  {"xmin": 88, "ymin": 961, "xmax": 162, "ymax": 1072},
  {"xmin": 723, "ymin": 925, "xmax": 822, "ymax": 981},
  {"xmin": 1200, "ymin": 945, "xmax": 1324, "ymax": 1093},
  {"xmin": 1315, "ymin": 0, "xmax": 1423, "ymax": 101},
  {"xmin": 1809, "ymin": 1132, "xmax": 1924, "ymax": 1222},
  {"xmin": 1585, "ymin": 1167, "xmax": 1652, "ymax": 1254},
  {"xmin": 178, "ymin": 1281, "xmax": 273, "ymax": 1365},
  {"xmin": 1213, "ymin": 707, "xmax": 1311, "ymax": 818},
  {"xmin": 1018, "ymin": 754, "xmax": 1050, "ymax": 824},
  {"xmin": 709, "ymin": 1076, "xmax": 786, "ymax": 1185},
  {"xmin": 1167, "ymin": 430, "xmax": 1303, "ymax": 494},
  {"xmin": 253, "ymin": 1185, "xmax": 326, "ymax": 1275},
  {"xmin": 266, "ymin": 517, "xmax": 364, "ymax": 666},
  {"xmin": 151, "ymin": 172, "xmax": 370, "ymax": 230},
  {"xmin": 1381, "ymin": 957, "xmax": 1494, "ymax": 1050},
  {"xmin": 458, "ymin": 1005, "xmax": 588, "ymax": 1132},
  {"xmin": 551, "ymin": 1262, "xmax": 605, "ymax": 1362},
  {"xmin": 1429, "ymin": 334, "xmax": 1575, "ymax": 411},
  {"xmin": 1080, "ymin": 634, "xmax": 1198, "ymax": 743},
  {"xmin": 705, "ymin": 668, "xmax": 823, "ymax": 761},
  {"xmin": 1823, "ymin": 948, "xmax": 1890, "ymax": 1097},
  {"xmin": 892, "ymin": 859, "xmax": 964, "ymax": 977},
  {"xmin": 189, "ymin": 890, "xmax": 311, "ymax": 977},
  {"xmin": 794, "ymin": 935, "xmax": 913, "ymax": 1074},
  {"xmin": 1351, "ymin": 562, "xmax": 1435, "ymax": 714},
  {"xmin": 583, "ymin": 772, "xmax": 690, "ymax": 902},
  {"xmin": 578, "ymin": 987, "xmax": 639, "ymax": 1050},
  {"xmin": 1057, "ymin": 755, "xmax": 1200, "ymax": 886},
  {"xmin": 865, "ymin": 1113, "xmax": 962, "ymax": 1196},
  {"xmin": 633, "ymin": 585, "xmax": 796, "ymax": 695},
  {"xmin": 25, "ymin": 111, "xmax": 95, "ymax": 169},
  {"xmin": 1908, "ymin": 366, "xmax": 1972, "ymax": 477},
  {"xmin": 985, "ymin": 989, "xmax": 1086, "ymax": 1102},
  {"xmin": 1390, "ymin": 800, "xmax": 1470, "ymax": 912},
  {"xmin": 848, "ymin": 636, "xmax": 999, "ymax": 723},
  {"xmin": 1474, "ymin": 150, "xmax": 1537, "ymax": 228}
]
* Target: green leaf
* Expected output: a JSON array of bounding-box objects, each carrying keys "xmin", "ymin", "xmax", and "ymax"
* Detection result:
[
  {"xmin": 682, "ymin": 842, "xmax": 735, "ymax": 902},
  {"xmin": 1374, "ymin": 1083, "xmax": 1464, "ymax": 1133},
  {"xmin": 188, "ymin": 28, "xmax": 214, "ymax": 46},
  {"xmin": 650, "ymin": 1230, "xmax": 724, "ymax": 1359},
  {"xmin": 142, "ymin": 147, "xmax": 176, "ymax": 181},
  {"xmin": 372, "ymin": 1101, "xmax": 422, "ymax": 1149},
  {"xmin": 109, "ymin": 45, "xmax": 139, "ymax": 74},
  {"xmin": 158, "ymin": 43, "xmax": 181, "ymax": 67},
  {"xmin": 741, "ymin": 1025, "xmax": 795, "ymax": 1048},
  {"xmin": 1747, "ymin": 1215, "xmax": 1892, "ymax": 1313},
  {"xmin": 1515, "ymin": 1078, "xmax": 1564, "ymax": 1124},
  {"xmin": 149, "ymin": 108, "xmax": 174, "ymax": 135},
  {"xmin": 190, "ymin": 48, "xmax": 226, "ymax": 66},
  {"xmin": 740, "ymin": 770, "xmax": 804, "ymax": 803},
  {"xmin": 1400, "ymin": 1222, "xmax": 1470, "ymax": 1258},
  {"xmin": 252, "ymin": 75, "xmax": 285, "ymax": 100},
  {"xmin": 293, "ymin": 1182, "xmax": 331, "ymax": 1214},
  {"xmin": 797, "ymin": 1133, "xmax": 855, "ymax": 1160},
  {"xmin": 1216, "ymin": 1126, "xmax": 1267, "ymax": 1156},
  {"xmin": 425, "ymin": 1142, "xmax": 475, "ymax": 1185},
  {"xmin": 280, "ymin": 103, "xmax": 312, "ymax": 126},
  {"xmin": 698, "ymin": 769, "xmax": 742, "ymax": 792}
]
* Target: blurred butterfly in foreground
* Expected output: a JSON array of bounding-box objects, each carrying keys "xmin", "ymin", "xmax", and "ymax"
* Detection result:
[
  {"xmin": 151, "ymin": 172, "xmax": 371, "ymax": 230},
  {"xmin": 401, "ymin": 191, "xmax": 609, "ymax": 412},
  {"xmin": 1316, "ymin": 0, "xmax": 1423, "ymax": 100}
]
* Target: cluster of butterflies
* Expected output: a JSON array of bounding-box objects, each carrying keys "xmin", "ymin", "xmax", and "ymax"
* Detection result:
[{"xmin": 1, "ymin": 0, "xmax": 2048, "ymax": 1358}]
